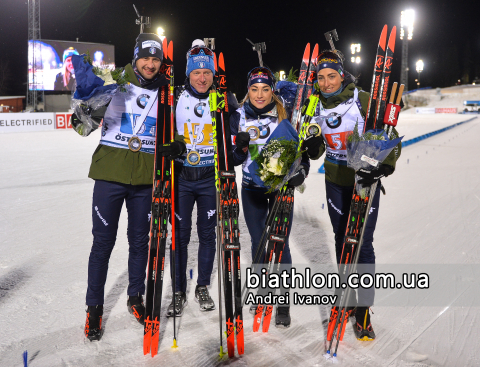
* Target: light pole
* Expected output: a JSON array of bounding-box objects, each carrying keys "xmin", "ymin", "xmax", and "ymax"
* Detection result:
[
  {"xmin": 416, "ymin": 59, "xmax": 424, "ymax": 87},
  {"xmin": 350, "ymin": 43, "xmax": 361, "ymax": 76},
  {"xmin": 400, "ymin": 9, "xmax": 415, "ymax": 91}
]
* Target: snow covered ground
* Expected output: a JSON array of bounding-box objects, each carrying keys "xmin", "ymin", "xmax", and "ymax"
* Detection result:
[{"xmin": 1, "ymin": 102, "xmax": 480, "ymax": 366}]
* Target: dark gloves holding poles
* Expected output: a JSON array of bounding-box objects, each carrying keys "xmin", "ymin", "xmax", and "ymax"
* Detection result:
[
  {"xmin": 288, "ymin": 165, "xmax": 307, "ymax": 187},
  {"xmin": 158, "ymin": 141, "xmax": 186, "ymax": 160},
  {"xmin": 235, "ymin": 132, "xmax": 250, "ymax": 153},
  {"xmin": 356, "ymin": 164, "xmax": 394, "ymax": 186},
  {"xmin": 302, "ymin": 134, "xmax": 322, "ymax": 158}
]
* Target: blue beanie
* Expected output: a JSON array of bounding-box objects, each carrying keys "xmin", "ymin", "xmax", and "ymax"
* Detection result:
[
  {"xmin": 186, "ymin": 39, "xmax": 215, "ymax": 77},
  {"xmin": 316, "ymin": 52, "xmax": 345, "ymax": 78},
  {"xmin": 63, "ymin": 47, "xmax": 79, "ymax": 62}
]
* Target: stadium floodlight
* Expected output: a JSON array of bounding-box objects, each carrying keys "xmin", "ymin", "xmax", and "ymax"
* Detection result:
[
  {"xmin": 416, "ymin": 59, "xmax": 424, "ymax": 73},
  {"xmin": 400, "ymin": 9, "xmax": 415, "ymax": 40},
  {"xmin": 350, "ymin": 43, "xmax": 361, "ymax": 55},
  {"xmin": 416, "ymin": 59, "xmax": 424, "ymax": 86},
  {"xmin": 400, "ymin": 9, "xmax": 415, "ymax": 90},
  {"xmin": 157, "ymin": 27, "xmax": 165, "ymax": 41}
]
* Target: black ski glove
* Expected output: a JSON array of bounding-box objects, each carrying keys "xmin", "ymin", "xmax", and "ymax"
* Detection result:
[
  {"xmin": 287, "ymin": 165, "xmax": 307, "ymax": 187},
  {"xmin": 235, "ymin": 132, "xmax": 250, "ymax": 153},
  {"xmin": 356, "ymin": 164, "xmax": 394, "ymax": 186},
  {"xmin": 158, "ymin": 141, "xmax": 186, "ymax": 160},
  {"xmin": 302, "ymin": 134, "xmax": 322, "ymax": 158}
]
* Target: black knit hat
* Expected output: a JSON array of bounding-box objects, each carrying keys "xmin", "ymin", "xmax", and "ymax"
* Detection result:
[{"xmin": 132, "ymin": 33, "xmax": 163, "ymax": 65}]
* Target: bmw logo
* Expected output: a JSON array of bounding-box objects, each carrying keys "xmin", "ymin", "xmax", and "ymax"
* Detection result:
[
  {"xmin": 194, "ymin": 102, "xmax": 206, "ymax": 117},
  {"xmin": 325, "ymin": 112, "xmax": 342, "ymax": 129},
  {"xmin": 137, "ymin": 94, "xmax": 150, "ymax": 109},
  {"xmin": 259, "ymin": 125, "xmax": 271, "ymax": 139}
]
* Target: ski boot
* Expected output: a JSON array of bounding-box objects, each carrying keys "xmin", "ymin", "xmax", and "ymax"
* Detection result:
[
  {"xmin": 127, "ymin": 294, "xmax": 145, "ymax": 324},
  {"xmin": 354, "ymin": 307, "xmax": 376, "ymax": 340},
  {"xmin": 85, "ymin": 305, "xmax": 103, "ymax": 341},
  {"xmin": 166, "ymin": 291, "xmax": 187, "ymax": 317},
  {"xmin": 194, "ymin": 285, "xmax": 215, "ymax": 311},
  {"xmin": 275, "ymin": 306, "xmax": 291, "ymax": 328}
]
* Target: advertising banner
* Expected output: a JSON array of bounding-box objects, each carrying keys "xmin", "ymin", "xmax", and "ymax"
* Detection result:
[
  {"xmin": 435, "ymin": 108, "xmax": 457, "ymax": 114},
  {"xmin": 415, "ymin": 108, "xmax": 436, "ymax": 114},
  {"xmin": 55, "ymin": 113, "xmax": 73, "ymax": 129},
  {"xmin": 0, "ymin": 113, "xmax": 55, "ymax": 133}
]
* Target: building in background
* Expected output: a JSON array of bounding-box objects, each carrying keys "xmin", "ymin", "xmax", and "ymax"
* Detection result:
[{"xmin": 0, "ymin": 96, "xmax": 26, "ymax": 113}]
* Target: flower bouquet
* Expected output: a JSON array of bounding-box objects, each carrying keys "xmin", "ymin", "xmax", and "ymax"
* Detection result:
[
  {"xmin": 249, "ymin": 119, "xmax": 302, "ymax": 193},
  {"xmin": 70, "ymin": 53, "xmax": 129, "ymax": 136},
  {"xmin": 346, "ymin": 122, "xmax": 403, "ymax": 198}
]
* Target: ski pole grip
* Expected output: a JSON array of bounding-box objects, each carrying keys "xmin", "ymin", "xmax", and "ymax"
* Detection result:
[
  {"xmin": 383, "ymin": 103, "xmax": 400, "ymax": 127},
  {"xmin": 306, "ymin": 94, "xmax": 319, "ymax": 117}
]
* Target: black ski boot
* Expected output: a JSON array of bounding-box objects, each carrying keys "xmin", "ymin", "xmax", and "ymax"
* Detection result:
[
  {"xmin": 275, "ymin": 306, "xmax": 291, "ymax": 328},
  {"xmin": 166, "ymin": 291, "xmax": 187, "ymax": 317},
  {"xmin": 354, "ymin": 307, "xmax": 376, "ymax": 340},
  {"xmin": 127, "ymin": 294, "xmax": 145, "ymax": 324},
  {"xmin": 194, "ymin": 285, "xmax": 215, "ymax": 311},
  {"xmin": 85, "ymin": 305, "xmax": 103, "ymax": 341}
]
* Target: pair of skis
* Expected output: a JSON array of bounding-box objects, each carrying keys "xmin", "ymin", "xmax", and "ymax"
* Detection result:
[
  {"xmin": 325, "ymin": 25, "xmax": 401, "ymax": 361},
  {"xmin": 210, "ymin": 53, "xmax": 244, "ymax": 358},
  {"xmin": 291, "ymin": 43, "xmax": 320, "ymax": 131},
  {"xmin": 251, "ymin": 186, "xmax": 294, "ymax": 332},
  {"xmin": 143, "ymin": 37, "xmax": 176, "ymax": 357}
]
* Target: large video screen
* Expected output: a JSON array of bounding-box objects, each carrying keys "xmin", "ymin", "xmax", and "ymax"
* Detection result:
[{"xmin": 28, "ymin": 40, "xmax": 115, "ymax": 92}]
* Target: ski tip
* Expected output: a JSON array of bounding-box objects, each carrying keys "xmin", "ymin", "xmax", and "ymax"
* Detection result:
[
  {"xmin": 214, "ymin": 52, "xmax": 218, "ymax": 72},
  {"xmin": 388, "ymin": 26, "xmax": 397, "ymax": 51},
  {"xmin": 380, "ymin": 24, "xmax": 388, "ymax": 50},
  {"xmin": 304, "ymin": 43, "xmax": 311, "ymax": 59},
  {"xmin": 168, "ymin": 40, "xmax": 173, "ymax": 60},
  {"xmin": 219, "ymin": 52, "xmax": 225, "ymax": 70},
  {"xmin": 171, "ymin": 338, "xmax": 178, "ymax": 349},
  {"xmin": 162, "ymin": 38, "xmax": 168, "ymax": 59},
  {"xmin": 311, "ymin": 43, "xmax": 319, "ymax": 59}
]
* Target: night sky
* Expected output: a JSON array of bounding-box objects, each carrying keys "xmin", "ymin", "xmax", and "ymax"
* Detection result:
[{"xmin": 0, "ymin": 0, "xmax": 479, "ymax": 97}]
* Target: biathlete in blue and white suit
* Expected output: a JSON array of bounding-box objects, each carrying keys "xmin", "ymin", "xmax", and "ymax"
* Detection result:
[
  {"xmin": 229, "ymin": 67, "xmax": 310, "ymax": 329},
  {"xmin": 157, "ymin": 40, "xmax": 239, "ymax": 317}
]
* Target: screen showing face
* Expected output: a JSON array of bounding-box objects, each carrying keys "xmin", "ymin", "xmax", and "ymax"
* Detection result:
[{"xmin": 28, "ymin": 39, "xmax": 115, "ymax": 92}]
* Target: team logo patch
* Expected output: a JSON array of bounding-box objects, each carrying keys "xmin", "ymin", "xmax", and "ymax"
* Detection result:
[
  {"xmin": 199, "ymin": 62, "xmax": 205, "ymax": 68},
  {"xmin": 149, "ymin": 47, "xmax": 156, "ymax": 54},
  {"xmin": 319, "ymin": 57, "xmax": 339, "ymax": 64},
  {"xmin": 142, "ymin": 40, "xmax": 161, "ymax": 49},
  {"xmin": 193, "ymin": 55, "xmax": 209, "ymax": 63},
  {"xmin": 137, "ymin": 94, "xmax": 150, "ymax": 109}
]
